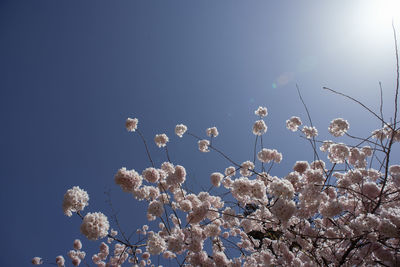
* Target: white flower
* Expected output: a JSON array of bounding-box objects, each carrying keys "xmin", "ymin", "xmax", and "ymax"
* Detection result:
[
  {"xmin": 154, "ymin": 134, "xmax": 169, "ymax": 147},
  {"xmin": 175, "ymin": 124, "xmax": 187, "ymax": 138},
  {"xmin": 257, "ymin": 148, "xmax": 282, "ymax": 163},
  {"xmin": 32, "ymin": 257, "xmax": 43, "ymax": 265},
  {"xmin": 198, "ymin": 139, "xmax": 210, "ymax": 152},
  {"xmin": 255, "ymin": 106, "xmax": 268, "ymax": 117},
  {"xmin": 210, "ymin": 172, "xmax": 224, "ymax": 187},
  {"xmin": 62, "ymin": 186, "xmax": 89, "ymax": 217},
  {"xmin": 286, "ymin": 116, "xmax": 302, "ymax": 132},
  {"xmin": 115, "ymin": 167, "xmax": 142, "ymax": 192},
  {"xmin": 80, "ymin": 212, "xmax": 110, "ymax": 240},
  {"xmin": 146, "ymin": 232, "xmax": 166, "ymax": 255},
  {"xmin": 302, "ymin": 126, "xmax": 318, "ymax": 139},
  {"xmin": 125, "ymin": 118, "xmax": 138, "ymax": 132},
  {"xmin": 206, "ymin": 127, "xmax": 219, "ymax": 137},
  {"xmin": 328, "ymin": 118, "xmax": 349, "ymax": 137},
  {"xmin": 55, "ymin": 255, "xmax": 65, "ymax": 267},
  {"xmin": 252, "ymin": 120, "xmax": 267, "ymax": 135}
]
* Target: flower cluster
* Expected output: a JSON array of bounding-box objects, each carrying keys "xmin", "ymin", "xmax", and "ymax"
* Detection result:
[
  {"xmin": 62, "ymin": 186, "xmax": 89, "ymax": 217},
  {"xmin": 80, "ymin": 212, "xmax": 110, "ymax": 240},
  {"xmin": 154, "ymin": 133, "xmax": 169, "ymax": 147},
  {"xmin": 125, "ymin": 117, "xmax": 138, "ymax": 132},
  {"xmin": 286, "ymin": 116, "xmax": 302, "ymax": 131},
  {"xmin": 35, "ymin": 99, "xmax": 400, "ymax": 267}
]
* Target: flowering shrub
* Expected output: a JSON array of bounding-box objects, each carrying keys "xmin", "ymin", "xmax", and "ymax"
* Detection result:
[{"xmin": 33, "ymin": 53, "xmax": 400, "ymax": 266}]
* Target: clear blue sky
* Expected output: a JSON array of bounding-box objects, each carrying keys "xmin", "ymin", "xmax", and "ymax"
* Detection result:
[{"xmin": 1, "ymin": 0, "xmax": 399, "ymax": 266}]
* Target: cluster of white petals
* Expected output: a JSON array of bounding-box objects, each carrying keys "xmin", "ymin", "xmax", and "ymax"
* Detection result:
[
  {"xmin": 210, "ymin": 172, "xmax": 224, "ymax": 187},
  {"xmin": 114, "ymin": 167, "xmax": 142, "ymax": 192},
  {"xmin": 254, "ymin": 106, "xmax": 268, "ymax": 117},
  {"xmin": 80, "ymin": 212, "xmax": 110, "ymax": 240},
  {"xmin": 257, "ymin": 148, "xmax": 282, "ymax": 163},
  {"xmin": 125, "ymin": 117, "xmax": 138, "ymax": 132},
  {"xmin": 62, "ymin": 186, "xmax": 89, "ymax": 217},
  {"xmin": 302, "ymin": 125, "xmax": 318, "ymax": 138},
  {"xmin": 268, "ymin": 177, "xmax": 295, "ymax": 199},
  {"xmin": 146, "ymin": 232, "xmax": 166, "ymax": 255},
  {"xmin": 154, "ymin": 133, "xmax": 169, "ymax": 147},
  {"xmin": 286, "ymin": 116, "xmax": 302, "ymax": 131},
  {"xmin": 328, "ymin": 118, "xmax": 349, "ymax": 137},
  {"xmin": 55, "ymin": 256, "xmax": 65, "ymax": 267},
  {"xmin": 37, "ymin": 101, "xmax": 400, "ymax": 267},
  {"xmin": 206, "ymin": 126, "xmax": 219, "ymax": 137},
  {"xmin": 240, "ymin": 160, "xmax": 255, "ymax": 176},
  {"xmin": 174, "ymin": 124, "xmax": 187, "ymax": 137},
  {"xmin": 31, "ymin": 257, "xmax": 43, "ymax": 265},
  {"xmin": 328, "ymin": 143, "xmax": 350, "ymax": 163},
  {"xmin": 252, "ymin": 120, "xmax": 267, "ymax": 135},
  {"xmin": 198, "ymin": 139, "xmax": 210, "ymax": 152}
]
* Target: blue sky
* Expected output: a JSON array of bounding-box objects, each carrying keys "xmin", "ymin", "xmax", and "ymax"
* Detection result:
[{"xmin": 1, "ymin": 0, "xmax": 399, "ymax": 266}]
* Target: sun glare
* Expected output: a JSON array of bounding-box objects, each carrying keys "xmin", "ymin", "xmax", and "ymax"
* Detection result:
[{"xmin": 359, "ymin": 0, "xmax": 400, "ymax": 31}]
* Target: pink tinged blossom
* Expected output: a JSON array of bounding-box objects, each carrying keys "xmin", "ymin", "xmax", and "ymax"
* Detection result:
[
  {"xmin": 293, "ymin": 161, "xmax": 309, "ymax": 174},
  {"xmin": 62, "ymin": 186, "xmax": 89, "ymax": 217},
  {"xmin": 179, "ymin": 199, "xmax": 192, "ymax": 212},
  {"xmin": 328, "ymin": 143, "xmax": 350, "ymax": 163},
  {"xmin": 210, "ymin": 172, "xmax": 224, "ymax": 187},
  {"xmin": 206, "ymin": 126, "xmax": 219, "ymax": 137},
  {"xmin": 252, "ymin": 120, "xmax": 267, "ymax": 135},
  {"xmin": 154, "ymin": 133, "xmax": 169, "ymax": 147},
  {"xmin": 362, "ymin": 182, "xmax": 380, "ymax": 199},
  {"xmin": 302, "ymin": 126, "xmax": 318, "ymax": 138},
  {"xmin": 328, "ymin": 118, "xmax": 349, "ymax": 137},
  {"xmin": 213, "ymin": 251, "xmax": 231, "ymax": 266},
  {"xmin": 175, "ymin": 124, "xmax": 187, "ymax": 137},
  {"xmin": 320, "ymin": 140, "xmax": 333, "ymax": 152},
  {"xmin": 125, "ymin": 118, "xmax": 138, "ymax": 132},
  {"xmin": 224, "ymin": 166, "xmax": 236, "ymax": 176},
  {"xmin": 198, "ymin": 139, "xmax": 210, "ymax": 152},
  {"xmin": 147, "ymin": 200, "xmax": 164, "ymax": 219},
  {"xmin": 257, "ymin": 148, "xmax": 282, "ymax": 163},
  {"xmin": 71, "ymin": 257, "xmax": 81, "ymax": 266},
  {"xmin": 110, "ymin": 229, "xmax": 117, "ymax": 237},
  {"xmin": 146, "ymin": 232, "xmax": 166, "ymax": 255},
  {"xmin": 114, "ymin": 167, "xmax": 142, "ymax": 192},
  {"xmin": 240, "ymin": 160, "xmax": 255, "ymax": 176},
  {"xmin": 187, "ymin": 201, "xmax": 210, "ymax": 224},
  {"xmin": 255, "ymin": 106, "xmax": 268, "ymax": 117},
  {"xmin": 142, "ymin": 167, "xmax": 160, "ymax": 183},
  {"xmin": 319, "ymin": 200, "xmax": 343, "ymax": 218},
  {"xmin": 271, "ymin": 198, "xmax": 296, "ymax": 222},
  {"xmin": 55, "ymin": 255, "xmax": 65, "ymax": 267},
  {"xmin": 310, "ymin": 160, "xmax": 326, "ymax": 171},
  {"xmin": 286, "ymin": 116, "xmax": 302, "ymax": 132},
  {"xmin": 372, "ymin": 128, "xmax": 390, "ymax": 140},
  {"xmin": 32, "ymin": 257, "xmax": 43, "ymax": 265},
  {"xmin": 161, "ymin": 161, "xmax": 174, "ymax": 175},
  {"xmin": 268, "ymin": 177, "xmax": 294, "ymax": 199},
  {"xmin": 80, "ymin": 212, "xmax": 110, "ymax": 240},
  {"xmin": 362, "ymin": 146, "xmax": 372, "ymax": 156},
  {"xmin": 73, "ymin": 239, "xmax": 82, "ymax": 250}
]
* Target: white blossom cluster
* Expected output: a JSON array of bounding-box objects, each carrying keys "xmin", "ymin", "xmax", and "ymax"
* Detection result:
[
  {"xmin": 80, "ymin": 212, "xmax": 110, "ymax": 240},
  {"xmin": 154, "ymin": 133, "xmax": 169, "ymax": 147},
  {"xmin": 125, "ymin": 117, "xmax": 138, "ymax": 132},
  {"xmin": 257, "ymin": 148, "xmax": 282, "ymax": 163},
  {"xmin": 174, "ymin": 124, "xmax": 187, "ymax": 137},
  {"xmin": 328, "ymin": 118, "xmax": 349, "ymax": 137},
  {"xmin": 286, "ymin": 116, "xmax": 302, "ymax": 131},
  {"xmin": 62, "ymin": 186, "xmax": 89, "ymax": 217},
  {"xmin": 34, "ymin": 101, "xmax": 400, "ymax": 267},
  {"xmin": 206, "ymin": 126, "xmax": 219, "ymax": 137}
]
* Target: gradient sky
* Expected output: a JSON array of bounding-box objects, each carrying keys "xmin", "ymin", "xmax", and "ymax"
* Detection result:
[{"xmin": 1, "ymin": 1, "xmax": 400, "ymax": 266}]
